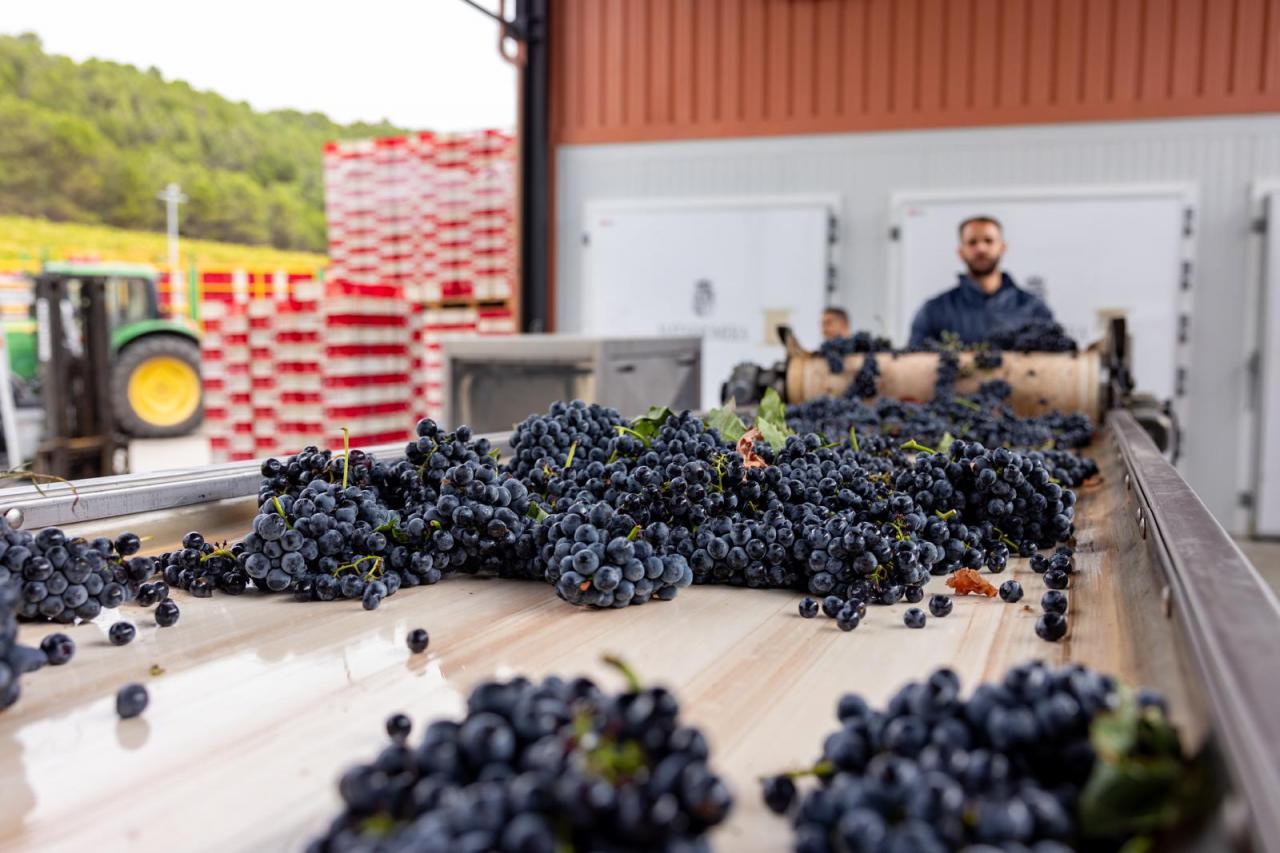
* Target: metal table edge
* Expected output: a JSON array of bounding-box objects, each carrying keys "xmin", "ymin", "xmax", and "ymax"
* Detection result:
[
  {"xmin": 0, "ymin": 432, "xmax": 517, "ymax": 530},
  {"xmin": 1107, "ymin": 409, "xmax": 1280, "ymax": 852}
]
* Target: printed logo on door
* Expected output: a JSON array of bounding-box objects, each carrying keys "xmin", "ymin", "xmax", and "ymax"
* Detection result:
[{"xmin": 692, "ymin": 279, "xmax": 715, "ymax": 317}]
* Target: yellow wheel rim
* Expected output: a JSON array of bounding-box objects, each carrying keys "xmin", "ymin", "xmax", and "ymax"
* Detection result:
[{"xmin": 126, "ymin": 355, "xmax": 200, "ymax": 428}]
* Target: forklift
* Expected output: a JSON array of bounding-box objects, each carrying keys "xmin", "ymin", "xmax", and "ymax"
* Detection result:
[
  {"xmin": 28, "ymin": 266, "xmax": 203, "ymax": 479},
  {"xmin": 0, "ymin": 263, "xmax": 204, "ymax": 477},
  {"xmin": 5, "ymin": 262, "xmax": 204, "ymax": 439},
  {"xmin": 33, "ymin": 272, "xmax": 126, "ymax": 479}
]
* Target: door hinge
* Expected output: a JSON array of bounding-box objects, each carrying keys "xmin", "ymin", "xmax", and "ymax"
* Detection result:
[
  {"xmin": 1180, "ymin": 260, "xmax": 1192, "ymax": 291},
  {"xmin": 1182, "ymin": 207, "xmax": 1195, "ymax": 237},
  {"xmin": 1177, "ymin": 313, "xmax": 1189, "ymax": 344},
  {"xmin": 827, "ymin": 213, "xmax": 839, "ymax": 245},
  {"xmin": 1175, "ymin": 366, "xmax": 1187, "ymax": 396},
  {"xmin": 888, "ymin": 225, "xmax": 901, "ymax": 241},
  {"xmin": 1239, "ymin": 491, "xmax": 1254, "ymax": 509}
]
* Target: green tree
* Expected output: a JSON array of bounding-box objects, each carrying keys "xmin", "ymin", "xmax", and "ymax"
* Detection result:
[{"xmin": 0, "ymin": 33, "xmax": 412, "ymax": 252}]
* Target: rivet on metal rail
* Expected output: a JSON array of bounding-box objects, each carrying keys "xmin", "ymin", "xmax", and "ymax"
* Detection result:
[
  {"xmin": 3, "ymin": 507, "xmax": 23, "ymax": 529},
  {"xmin": 1162, "ymin": 585, "xmax": 1172, "ymax": 618},
  {"xmin": 1138, "ymin": 512, "xmax": 1146, "ymax": 540},
  {"xmin": 1124, "ymin": 473, "xmax": 1131, "ymax": 491}
]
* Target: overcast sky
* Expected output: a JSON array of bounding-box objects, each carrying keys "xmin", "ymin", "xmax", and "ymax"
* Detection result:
[{"xmin": 1, "ymin": 0, "xmax": 516, "ymax": 130}]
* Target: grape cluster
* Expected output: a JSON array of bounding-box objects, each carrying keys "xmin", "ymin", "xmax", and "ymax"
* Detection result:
[
  {"xmin": 986, "ymin": 320, "xmax": 1079, "ymax": 352},
  {"xmin": 845, "ymin": 352, "xmax": 879, "ymax": 400},
  {"xmin": 537, "ymin": 500, "xmax": 692, "ymax": 607},
  {"xmin": 223, "ymin": 419, "xmax": 542, "ymax": 606},
  {"xmin": 239, "ymin": 468, "xmax": 401, "ymax": 603},
  {"xmin": 508, "ymin": 400, "xmax": 625, "ymax": 480},
  {"xmin": 816, "ymin": 331, "xmax": 893, "ymax": 374},
  {"xmin": 0, "ymin": 582, "xmax": 49, "ymax": 709},
  {"xmin": 158, "ymin": 532, "xmax": 248, "ymax": 597},
  {"xmin": 309, "ymin": 662, "xmax": 731, "ymax": 853},
  {"xmin": 0, "ymin": 519, "xmax": 152, "ymax": 623},
  {"xmin": 764, "ymin": 662, "xmax": 1156, "ymax": 850}
]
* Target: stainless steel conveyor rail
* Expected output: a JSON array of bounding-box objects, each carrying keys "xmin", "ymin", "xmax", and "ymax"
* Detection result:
[
  {"xmin": 1107, "ymin": 410, "xmax": 1280, "ymax": 852},
  {"xmin": 0, "ymin": 432, "xmax": 518, "ymax": 530}
]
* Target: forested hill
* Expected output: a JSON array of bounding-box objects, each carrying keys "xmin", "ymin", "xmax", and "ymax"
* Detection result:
[{"xmin": 0, "ymin": 33, "xmax": 408, "ymax": 252}]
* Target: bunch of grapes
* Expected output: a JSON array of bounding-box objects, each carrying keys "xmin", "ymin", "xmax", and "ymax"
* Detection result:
[
  {"xmin": 0, "ymin": 519, "xmax": 151, "ymax": 623},
  {"xmin": 986, "ymin": 319, "xmax": 1079, "ymax": 352},
  {"xmin": 0, "ymin": 582, "xmax": 51, "ymax": 709},
  {"xmin": 763, "ymin": 662, "xmax": 1165, "ymax": 850},
  {"xmin": 508, "ymin": 400, "xmax": 625, "ymax": 480},
  {"xmin": 309, "ymin": 661, "xmax": 731, "ymax": 852},
  {"xmin": 158, "ymin": 532, "xmax": 248, "ymax": 597},
  {"xmin": 239, "ymin": 472, "xmax": 400, "ymax": 604},
  {"xmin": 816, "ymin": 331, "xmax": 894, "ymax": 374},
  {"xmin": 537, "ymin": 500, "xmax": 691, "ymax": 607},
  {"xmin": 845, "ymin": 351, "xmax": 880, "ymax": 400}
]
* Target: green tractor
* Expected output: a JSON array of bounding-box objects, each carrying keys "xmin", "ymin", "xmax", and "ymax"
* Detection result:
[{"xmin": 4, "ymin": 262, "xmax": 204, "ymax": 437}]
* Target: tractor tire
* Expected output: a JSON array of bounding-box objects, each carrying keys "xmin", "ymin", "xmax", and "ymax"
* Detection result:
[{"xmin": 111, "ymin": 335, "xmax": 205, "ymax": 438}]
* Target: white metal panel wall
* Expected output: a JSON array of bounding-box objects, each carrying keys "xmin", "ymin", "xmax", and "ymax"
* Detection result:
[
  {"xmin": 556, "ymin": 115, "xmax": 1280, "ymax": 530},
  {"xmin": 582, "ymin": 198, "xmax": 832, "ymax": 412}
]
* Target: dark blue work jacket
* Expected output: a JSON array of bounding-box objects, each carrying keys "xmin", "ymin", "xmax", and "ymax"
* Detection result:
[{"xmin": 908, "ymin": 273, "xmax": 1054, "ymax": 347}]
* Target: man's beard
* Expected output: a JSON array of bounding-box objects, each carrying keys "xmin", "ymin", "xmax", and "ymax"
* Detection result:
[{"xmin": 965, "ymin": 256, "xmax": 1000, "ymax": 277}]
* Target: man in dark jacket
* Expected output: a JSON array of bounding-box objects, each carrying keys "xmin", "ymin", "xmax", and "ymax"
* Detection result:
[{"xmin": 908, "ymin": 215, "xmax": 1054, "ymax": 347}]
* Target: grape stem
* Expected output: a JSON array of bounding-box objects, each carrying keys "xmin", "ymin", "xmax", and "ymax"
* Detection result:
[
  {"xmin": 760, "ymin": 760, "xmax": 834, "ymax": 781},
  {"xmin": 900, "ymin": 439, "xmax": 938, "ymax": 455},
  {"xmin": 341, "ymin": 427, "xmax": 351, "ymax": 489},
  {"xmin": 271, "ymin": 496, "xmax": 293, "ymax": 529},
  {"xmin": 602, "ymin": 655, "xmax": 643, "ymax": 692}
]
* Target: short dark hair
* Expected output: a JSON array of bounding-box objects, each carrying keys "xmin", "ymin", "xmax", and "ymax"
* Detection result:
[
  {"xmin": 958, "ymin": 215, "xmax": 1003, "ymax": 238},
  {"xmin": 823, "ymin": 306, "xmax": 849, "ymax": 323}
]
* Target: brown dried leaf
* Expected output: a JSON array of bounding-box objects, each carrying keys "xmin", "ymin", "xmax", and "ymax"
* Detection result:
[
  {"xmin": 736, "ymin": 427, "xmax": 769, "ymax": 469},
  {"xmin": 946, "ymin": 568, "xmax": 998, "ymax": 597}
]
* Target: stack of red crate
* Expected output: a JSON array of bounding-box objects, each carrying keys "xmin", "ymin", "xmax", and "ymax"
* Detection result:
[
  {"xmin": 201, "ymin": 300, "xmax": 256, "ymax": 462},
  {"xmin": 324, "ymin": 128, "xmax": 518, "ymax": 429},
  {"xmin": 274, "ymin": 277, "xmax": 328, "ymax": 455},
  {"xmin": 321, "ymin": 280, "xmax": 413, "ymax": 447}
]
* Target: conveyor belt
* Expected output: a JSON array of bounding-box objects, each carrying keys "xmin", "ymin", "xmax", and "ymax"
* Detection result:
[{"xmin": 7, "ymin": 415, "xmax": 1276, "ymax": 851}]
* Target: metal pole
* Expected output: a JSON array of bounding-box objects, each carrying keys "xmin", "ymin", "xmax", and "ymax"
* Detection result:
[
  {"xmin": 515, "ymin": 0, "xmax": 550, "ymax": 333},
  {"xmin": 157, "ymin": 183, "xmax": 188, "ymax": 316}
]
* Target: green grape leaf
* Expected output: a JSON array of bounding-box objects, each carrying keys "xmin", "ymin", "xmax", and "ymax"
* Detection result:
[
  {"xmin": 757, "ymin": 417, "xmax": 790, "ymax": 451},
  {"xmin": 759, "ymin": 388, "xmax": 788, "ymax": 430},
  {"xmin": 704, "ymin": 405, "xmax": 748, "ymax": 442},
  {"xmin": 937, "ymin": 431, "xmax": 955, "ymax": 456},
  {"xmin": 526, "ymin": 502, "xmax": 550, "ymax": 522},
  {"xmin": 1078, "ymin": 692, "xmax": 1215, "ymax": 841},
  {"xmin": 625, "ymin": 406, "xmax": 675, "ymax": 444}
]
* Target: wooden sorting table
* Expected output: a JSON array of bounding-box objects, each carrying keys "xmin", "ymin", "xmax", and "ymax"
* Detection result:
[{"xmin": 0, "ymin": 415, "xmax": 1274, "ymax": 852}]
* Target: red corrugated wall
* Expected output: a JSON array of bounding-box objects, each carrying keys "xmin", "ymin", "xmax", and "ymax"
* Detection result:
[{"xmin": 551, "ymin": 0, "xmax": 1280, "ymax": 144}]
